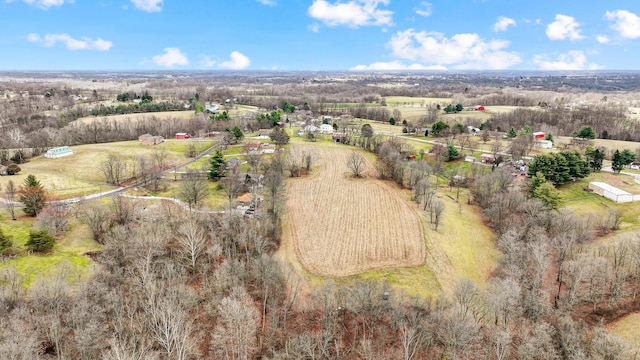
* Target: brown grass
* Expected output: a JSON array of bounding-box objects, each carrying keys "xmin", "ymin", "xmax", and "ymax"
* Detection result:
[
  {"xmin": 73, "ymin": 111, "xmax": 196, "ymax": 125},
  {"xmin": 283, "ymin": 144, "xmax": 426, "ymax": 277}
]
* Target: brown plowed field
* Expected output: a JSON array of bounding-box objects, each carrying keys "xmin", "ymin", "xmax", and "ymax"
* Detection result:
[{"xmin": 284, "ymin": 144, "xmax": 426, "ymax": 277}]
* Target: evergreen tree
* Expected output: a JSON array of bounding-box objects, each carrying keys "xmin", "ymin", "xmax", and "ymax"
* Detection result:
[
  {"xmin": 528, "ymin": 172, "xmax": 547, "ymax": 197},
  {"xmin": 621, "ymin": 149, "xmax": 637, "ymax": 166},
  {"xmin": 585, "ymin": 147, "xmax": 604, "ymax": 172},
  {"xmin": 0, "ymin": 228, "xmax": 13, "ymax": 255},
  {"xmin": 446, "ymin": 144, "xmax": 459, "ymax": 161},
  {"xmin": 208, "ymin": 149, "xmax": 226, "ymax": 180},
  {"xmin": 25, "ymin": 229, "xmax": 55, "ymax": 252},
  {"xmin": 575, "ymin": 126, "xmax": 596, "ymax": 139},
  {"xmin": 18, "ymin": 175, "xmax": 47, "ymax": 216},
  {"xmin": 612, "ymin": 150, "xmax": 624, "ymax": 173},
  {"xmin": 431, "ymin": 121, "xmax": 449, "ymax": 136},
  {"xmin": 533, "ymin": 182, "xmax": 563, "ymax": 210},
  {"xmin": 507, "ymin": 127, "xmax": 518, "ymax": 138}
]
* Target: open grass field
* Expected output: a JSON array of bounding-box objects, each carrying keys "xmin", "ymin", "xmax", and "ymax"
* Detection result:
[
  {"xmin": 606, "ymin": 312, "xmax": 640, "ymax": 356},
  {"xmin": 0, "ymin": 213, "xmax": 100, "ymax": 287},
  {"xmin": 0, "ymin": 139, "xmax": 215, "ymax": 199},
  {"xmin": 74, "ymin": 110, "xmax": 196, "ymax": 125},
  {"xmin": 557, "ymin": 136, "xmax": 640, "ymax": 152},
  {"xmin": 282, "ymin": 143, "xmax": 426, "ymax": 277}
]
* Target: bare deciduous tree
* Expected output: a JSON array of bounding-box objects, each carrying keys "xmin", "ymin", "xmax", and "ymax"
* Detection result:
[
  {"xmin": 4, "ymin": 180, "xmax": 16, "ymax": 220},
  {"xmin": 177, "ymin": 218, "xmax": 207, "ymax": 273},
  {"xmin": 211, "ymin": 286, "xmax": 260, "ymax": 360},
  {"xmin": 77, "ymin": 202, "xmax": 112, "ymax": 243},
  {"xmin": 178, "ymin": 171, "xmax": 209, "ymax": 210},
  {"xmin": 347, "ymin": 152, "xmax": 367, "ymax": 177}
]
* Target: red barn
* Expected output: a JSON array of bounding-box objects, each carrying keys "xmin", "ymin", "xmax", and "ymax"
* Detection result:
[
  {"xmin": 175, "ymin": 132, "xmax": 191, "ymax": 139},
  {"xmin": 533, "ymin": 132, "xmax": 545, "ymax": 139}
]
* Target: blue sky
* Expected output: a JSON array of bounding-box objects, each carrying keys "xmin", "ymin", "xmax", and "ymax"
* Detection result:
[{"xmin": 2, "ymin": 0, "xmax": 640, "ymax": 71}]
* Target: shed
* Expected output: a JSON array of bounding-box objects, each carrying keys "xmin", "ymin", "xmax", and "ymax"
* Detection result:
[
  {"xmin": 481, "ymin": 154, "xmax": 496, "ymax": 163},
  {"xmin": 534, "ymin": 139, "xmax": 553, "ymax": 149},
  {"xmin": 44, "ymin": 146, "xmax": 73, "ymax": 159},
  {"xmin": 332, "ymin": 133, "xmax": 349, "ymax": 143},
  {"xmin": 588, "ymin": 182, "xmax": 634, "ymax": 203},
  {"xmin": 533, "ymin": 132, "xmax": 545, "ymax": 139},
  {"xmin": 175, "ymin": 133, "xmax": 191, "ymax": 139}
]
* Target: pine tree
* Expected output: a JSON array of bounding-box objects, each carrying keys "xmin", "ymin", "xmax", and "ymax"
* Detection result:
[
  {"xmin": 209, "ymin": 149, "xmax": 226, "ymax": 180},
  {"xmin": 18, "ymin": 175, "xmax": 47, "ymax": 216},
  {"xmin": 612, "ymin": 150, "xmax": 624, "ymax": 173}
]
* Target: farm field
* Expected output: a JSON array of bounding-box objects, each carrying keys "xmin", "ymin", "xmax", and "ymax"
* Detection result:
[
  {"xmin": 74, "ymin": 110, "xmax": 196, "ymax": 125},
  {"xmin": 282, "ymin": 143, "xmax": 426, "ymax": 277}
]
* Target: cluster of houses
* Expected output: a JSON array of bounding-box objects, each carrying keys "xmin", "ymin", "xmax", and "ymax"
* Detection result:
[{"xmin": 244, "ymin": 141, "xmax": 277, "ymax": 154}]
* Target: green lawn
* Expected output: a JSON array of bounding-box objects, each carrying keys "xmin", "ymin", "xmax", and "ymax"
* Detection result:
[{"xmin": 0, "ymin": 213, "xmax": 101, "ymax": 288}]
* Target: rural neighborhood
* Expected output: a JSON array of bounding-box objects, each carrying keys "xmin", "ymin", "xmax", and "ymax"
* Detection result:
[{"xmin": 0, "ymin": 70, "xmax": 640, "ymax": 359}]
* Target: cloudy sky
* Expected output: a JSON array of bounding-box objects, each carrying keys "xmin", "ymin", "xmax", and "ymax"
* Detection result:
[{"xmin": 2, "ymin": 0, "xmax": 640, "ymax": 71}]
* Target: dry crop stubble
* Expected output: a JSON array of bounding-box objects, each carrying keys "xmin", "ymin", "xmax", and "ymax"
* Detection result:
[{"xmin": 284, "ymin": 145, "xmax": 426, "ymax": 277}]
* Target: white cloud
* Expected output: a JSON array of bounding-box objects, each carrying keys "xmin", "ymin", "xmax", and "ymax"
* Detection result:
[
  {"xmin": 309, "ymin": 23, "xmax": 320, "ymax": 32},
  {"xmin": 605, "ymin": 10, "xmax": 640, "ymax": 39},
  {"xmin": 27, "ymin": 33, "xmax": 112, "ymax": 51},
  {"xmin": 308, "ymin": 0, "xmax": 393, "ymax": 28},
  {"xmin": 220, "ymin": 51, "xmax": 250, "ymax": 70},
  {"xmin": 200, "ymin": 56, "xmax": 216, "ymax": 68},
  {"xmin": 534, "ymin": 50, "xmax": 600, "ymax": 70},
  {"xmin": 415, "ymin": 2, "xmax": 431, "ymax": 17},
  {"xmin": 152, "ymin": 48, "xmax": 189, "ymax": 67},
  {"xmin": 256, "ymin": 0, "xmax": 276, "ymax": 5},
  {"xmin": 9, "ymin": 0, "xmax": 71, "ymax": 9},
  {"xmin": 387, "ymin": 29, "xmax": 521, "ymax": 70},
  {"xmin": 351, "ymin": 61, "xmax": 446, "ymax": 71},
  {"xmin": 596, "ymin": 35, "xmax": 610, "ymax": 44},
  {"xmin": 493, "ymin": 16, "xmax": 516, "ymax": 32},
  {"xmin": 131, "ymin": 0, "xmax": 162, "ymax": 12},
  {"xmin": 546, "ymin": 14, "xmax": 584, "ymax": 41}
]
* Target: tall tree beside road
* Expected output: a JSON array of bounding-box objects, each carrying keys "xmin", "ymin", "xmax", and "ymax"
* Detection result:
[
  {"xmin": 4, "ymin": 180, "xmax": 16, "ymax": 220},
  {"xmin": 18, "ymin": 175, "xmax": 47, "ymax": 216},
  {"xmin": 208, "ymin": 149, "xmax": 226, "ymax": 180}
]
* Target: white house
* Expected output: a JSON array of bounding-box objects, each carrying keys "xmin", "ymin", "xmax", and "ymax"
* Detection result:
[
  {"xmin": 44, "ymin": 146, "xmax": 73, "ymax": 159},
  {"xmin": 319, "ymin": 124, "xmax": 334, "ymax": 134}
]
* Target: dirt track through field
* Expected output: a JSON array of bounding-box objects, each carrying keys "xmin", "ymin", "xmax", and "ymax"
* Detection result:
[{"xmin": 284, "ymin": 144, "xmax": 426, "ymax": 277}]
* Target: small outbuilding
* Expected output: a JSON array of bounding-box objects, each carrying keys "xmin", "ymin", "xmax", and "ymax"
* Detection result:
[
  {"xmin": 332, "ymin": 133, "xmax": 349, "ymax": 143},
  {"xmin": 534, "ymin": 139, "xmax": 553, "ymax": 149},
  {"xmin": 44, "ymin": 146, "xmax": 73, "ymax": 159},
  {"xmin": 481, "ymin": 153, "xmax": 496, "ymax": 163},
  {"xmin": 588, "ymin": 182, "xmax": 639, "ymax": 203},
  {"xmin": 175, "ymin": 133, "xmax": 191, "ymax": 139},
  {"xmin": 533, "ymin": 132, "xmax": 545, "ymax": 139}
]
